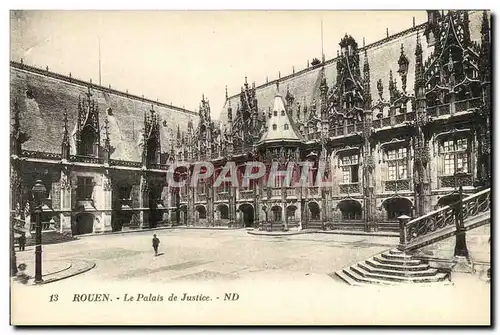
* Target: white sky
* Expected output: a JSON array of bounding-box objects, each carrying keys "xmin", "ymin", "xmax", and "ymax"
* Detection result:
[{"xmin": 11, "ymin": 10, "xmax": 428, "ymax": 119}]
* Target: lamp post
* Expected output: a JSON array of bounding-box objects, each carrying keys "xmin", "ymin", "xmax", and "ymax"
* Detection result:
[
  {"xmin": 32, "ymin": 179, "xmax": 46, "ymax": 284},
  {"xmin": 10, "ymin": 216, "xmax": 17, "ymax": 276},
  {"xmin": 453, "ymin": 169, "xmax": 469, "ymax": 258}
]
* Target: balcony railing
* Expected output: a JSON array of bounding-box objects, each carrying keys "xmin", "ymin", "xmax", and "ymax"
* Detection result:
[
  {"xmin": 215, "ymin": 192, "xmax": 230, "ymax": 201},
  {"xmin": 339, "ymin": 183, "xmax": 360, "ymax": 194},
  {"xmin": 20, "ymin": 150, "xmax": 62, "ymax": 160},
  {"xmin": 110, "ymin": 159, "xmax": 142, "ymax": 168},
  {"xmin": 372, "ymin": 112, "xmax": 415, "ymax": 129},
  {"xmin": 384, "ymin": 179, "xmax": 411, "ymax": 192},
  {"xmin": 454, "ymin": 98, "xmax": 481, "ymax": 113},
  {"xmin": 286, "ymin": 187, "xmax": 296, "ymax": 197},
  {"xmin": 239, "ymin": 189, "xmax": 254, "ymax": 199},
  {"xmin": 150, "ymin": 163, "xmax": 169, "ymax": 170},
  {"xmin": 308, "ymin": 187, "xmax": 319, "ymax": 197},
  {"xmin": 70, "ymin": 155, "xmax": 104, "ymax": 164},
  {"xmin": 427, "ymin": 103, "xmax": 450, "ymax": 117},
  {"xmin": 271, "ymin": 188, "xmax": 281, "ymax": 197},
  {"xmin": 438, "ymin": 173, "xmax": 473, "ymax": 188},
  {"xmin": 400, "ymin": 188, "xmax": 490, "ymax": 249},
  {"xmin": 196, "ymin": 193, "xmax": 208, "ymax": 202},
  {"xmin": 328, "ymin": 122, "xmax": 363, "ymax": 138}
]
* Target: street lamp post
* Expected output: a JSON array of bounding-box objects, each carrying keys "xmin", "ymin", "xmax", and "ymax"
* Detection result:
[
  {"xmin": 453, "ymin": 169, "xmax": 469, "ymax": 258},
  {"xmin": 32, "ymin": 180, "xmax": 47, "ymax": 284},
  {"xmin": 452, "ymin": 169, "xmax": 474, "ymax": 274},
  {"xmin": 10, "ymin": 216, "xmax": 17, "ymax": 276}
]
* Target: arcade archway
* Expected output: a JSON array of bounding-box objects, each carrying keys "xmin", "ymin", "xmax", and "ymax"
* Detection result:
[
  {"xmin": 382, "ymin": 197, "xmax": 413, "ymax": 221},
  {"xmin": 239, "ymin": 203, "xmax": 255, "ymax": 227},
  {"xmin": 338, "ymin": 200, "xmax": 362, "ymax": 221},
  {"xmin": 74, "ymin": 213, "xmax": 94, "ymax": 235}
]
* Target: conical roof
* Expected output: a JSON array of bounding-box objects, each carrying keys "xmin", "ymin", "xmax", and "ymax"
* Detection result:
[{"xmin": 258, "ymin": 83, "xmax": 301, "ymax": 145}]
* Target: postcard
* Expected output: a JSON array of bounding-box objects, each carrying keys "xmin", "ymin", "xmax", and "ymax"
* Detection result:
[{"xmin": 10, "ymin": 9, "xmax": 491, "ymax": 325}]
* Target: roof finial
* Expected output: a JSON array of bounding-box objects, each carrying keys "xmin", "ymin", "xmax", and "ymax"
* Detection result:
[
  {"xmin": 363, "ymin": 37, "xmax": 365, "ymax": 47},
  {"xmin": 276, "ymin": 80, "xmax": 280, "ymax": 93},
  {"xmin": 386, "ymin": 28, "xmax": 389, "ymax": 38},
  {"xmin": 245, "ymin": 75, "xmax": 247, "ymax": 84},
  {"xmin": 266, "ymin": 76, "xmax": 268, "ymax": 83},
  {"xmin": 225, "ymin": 85, "xmax": 228, "ymax": 100},
  {"xmin": 278, "ymin": 71, "xmax": 281, "ymax": 79},
  {"xmin": 292, "ymin": 66, "xmax": 295, "ymax": 74}
]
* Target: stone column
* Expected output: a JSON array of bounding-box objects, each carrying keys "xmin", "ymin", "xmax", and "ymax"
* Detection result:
[
  {"xmin": 101, "ymin": 173, "xmax": 113, "ymax": 232},
  {"xmin": 139, "ymin": 172, "xmax": 149, "ymax": 228},
  {"xmin": 59, "ymin": 168, "xmax": 72, "ymax": 234}
]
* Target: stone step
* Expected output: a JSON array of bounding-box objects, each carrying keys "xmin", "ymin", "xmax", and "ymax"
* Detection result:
[
  {"xmin": 373, "ymin": 255, "xmax": 422, "ymax": 266},
  {"xmin": 358, "ymin": 262, "xmax": 438, "ymax": 277},
  {"xmin": 389, "ymin": 249, "xmax": 406, "ymax": 255},
  {"xmin": 350, "ymin": 264, "xmax": 448, "ymax": 283},
  {"xmin": 366, "ymin": 258, "xmax": 429, "ymax": 272},
  {"xmin": 381, "ymin": 251, "xmax": 413, "ymax": 260},
  {"xmin": 334, "ymin": 270, "xmax": 364, "ymax": 286},
  {"xmin": 341, "ymin": 268, "xmax": 407, "ymax": 286}
]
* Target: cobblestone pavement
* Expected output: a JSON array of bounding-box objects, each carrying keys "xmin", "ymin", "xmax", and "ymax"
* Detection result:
[{"xmin": 26, "ymin": 229, "xmax": 400, "ymax": 284}]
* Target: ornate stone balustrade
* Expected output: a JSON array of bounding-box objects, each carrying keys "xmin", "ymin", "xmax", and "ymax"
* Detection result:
[
  {"xmin": 239, "ymin": 189, "xmax": 254, "ymax": 199},
  {"xmin": 384, "ymin": 179, "xmax": 410, "ymax": 192},
  {"xmin": 400, "ymin": 188, "xmax": 490, "ymax": 249},
  {"xmin": 339, "ymin": 183, "xmax": 360, "ymax": 194},
  {"xmin": 21, "ymin": 150, "xmax": 62, "ymax": 160},
  {"xmin": 70, "ymin": 155, "xmax": 104, "ymax": 164},
  {"xmin": 110, "ymin": 159, "xmax": 142, "ymax": 168},
  {"xmin": 439, "ymin": 174, "xmax": 473, "ymax": 188}
]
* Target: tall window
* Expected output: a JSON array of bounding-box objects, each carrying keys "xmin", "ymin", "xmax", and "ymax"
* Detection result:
[
  {"xmin": 118, "ymin": 185, "xmax": 132, "ymax": 199},
  {"xmin": 386, "ymin": 147, "xmax": 408, "ymax": 180},
  {"xmin": 340, "ymin": 153, "xmax": 359, "ymax": 183},
  {"xmin": 76, "ymin": 177, "xmax": 93, "ymax": 200},
  {"xmin": 197, "ymin": 182, "xmax": 206, "ymax": 194},
  {"xmin": 441, "ymin": 138, "xmax": 469, "ymax": 175}
]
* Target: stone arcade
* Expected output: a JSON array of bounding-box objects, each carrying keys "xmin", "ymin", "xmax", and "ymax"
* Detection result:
[{"xmin": 10, "ymin": 10, "xmax": 491, "ymax": 235}]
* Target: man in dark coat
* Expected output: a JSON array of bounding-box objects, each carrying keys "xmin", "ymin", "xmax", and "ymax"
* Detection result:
[
  {"xmin": 152, "ymin": 234, "xmax": 160, "ymax": 256},
  {"xmin": 18, "ymin": 233, "xmax": 26, "ymax": 251}
]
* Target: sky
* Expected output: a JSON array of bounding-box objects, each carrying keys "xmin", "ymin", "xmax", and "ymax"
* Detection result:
[{"xmin": 10, "ymin": 10, "xmax": 428, "ymax": 119}]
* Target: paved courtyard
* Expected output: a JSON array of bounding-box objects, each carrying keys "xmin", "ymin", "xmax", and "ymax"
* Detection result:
[{"xmin": 17, "ymin": 229, "xmax": 399, "ymax": 284}]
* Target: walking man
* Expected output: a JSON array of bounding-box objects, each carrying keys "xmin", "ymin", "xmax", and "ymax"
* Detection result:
[
  {"xmin": 18, "ymin": 233, "xmax": 26, "ymax": 251},
  {"xmin": 152, "ymin": 234, "xmax": 160, "ymax": 256}
]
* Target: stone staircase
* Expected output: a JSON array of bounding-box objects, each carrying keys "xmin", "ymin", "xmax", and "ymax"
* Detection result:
[
  {"xmin": 336, "ymin": 187, "xmax": 490, "ymax": 286},
  {"xmin": 336, "ymin": 249, "xmax": 450, "ymax": 286}
]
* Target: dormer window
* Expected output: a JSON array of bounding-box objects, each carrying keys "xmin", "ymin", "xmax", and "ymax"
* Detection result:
[
  {"xmin": 273, "ymin": 111, "xmax": 278, "ymax": 116},
  {"xmin": 281, "ymin": 110, "xmax": 285, "ymax": 116},
  {"xmin": 272, "ymin": 124, "xmax": 277, "ymax": 131},
  {"xmin": 284, "ymin": 124, "xmax": 289, "ymax": 130}
]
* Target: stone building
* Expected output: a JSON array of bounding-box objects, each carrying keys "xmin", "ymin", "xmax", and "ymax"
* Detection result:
[{"xmin": 10, "ymin": 10, "xmax": 491, "ymax": 235}]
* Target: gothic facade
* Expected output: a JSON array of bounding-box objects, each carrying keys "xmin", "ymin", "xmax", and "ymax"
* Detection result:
[{"xmin": 10, "ymin": 10, "xmax": 491, "ymax": 235}]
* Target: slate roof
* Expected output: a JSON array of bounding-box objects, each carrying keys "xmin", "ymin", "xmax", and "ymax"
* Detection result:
[
  {"xmin": 219, "ymin": 11, "xmax": 484, "ymax": 126},
  {"xmin": 10, "ymin": 63, "xmax": 197, "ymax": 162},
  {"xmin": 258, "ymin": 83, "xmax": 302, "ymax": 144}
]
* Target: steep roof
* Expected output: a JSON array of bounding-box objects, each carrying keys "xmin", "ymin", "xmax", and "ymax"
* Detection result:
[
  {"xmin": 10, "ymin": 63, "xmax": 197, "ymax": 162},
  {"xmin": 219, "ymin": 11, "xmax": 484, "ymax": 125},
  {"xmin": 258, "ymin": 83, "xmax": 301, "ymax": 145}
]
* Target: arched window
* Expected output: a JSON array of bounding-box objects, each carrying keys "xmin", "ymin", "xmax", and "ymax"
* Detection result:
[
  {"xmin": 284, "ymin": 124, "xmax": 289, "ymax": 130},
  {"xmin": 272, "ymin": 124, "xmax": 277, "ymax": 131}
]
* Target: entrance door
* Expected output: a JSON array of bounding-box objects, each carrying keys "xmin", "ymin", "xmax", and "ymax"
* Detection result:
[
  {"xmin": 74, "ymin": 213, "xmax": 94, "ymax": 235},
  {"xmin": 239, "ymin": 204, "xmax": 255, "ymax": 227}
]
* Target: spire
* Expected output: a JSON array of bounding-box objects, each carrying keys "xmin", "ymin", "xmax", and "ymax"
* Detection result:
[
  {"xmin": 258, "ymin": 85, "xmax": 302, "ymax": 145},
  {"xmin": 363, "ymin": 49, "xmax": 371, "ymax": 109},
  {"xmin": 321, "ymin": 17, "xmax": 325, "ymax": 63},
  {"xmin": 414, "ymin": 31, "xmax": 424, "ymax": 92},
  {"xmin": 275, "ymin": 81, "xmax": 281, "ymax": 96},
  {"xmin": 480, "ymin": 11, "xmax": 491, "ymax": 83},
  {"xmin": 11, "ymin": 98, "xmax": 22, "ymax": 155}
]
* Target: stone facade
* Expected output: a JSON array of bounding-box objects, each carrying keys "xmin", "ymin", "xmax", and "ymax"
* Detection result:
[{"xmin": 10, "ymin": 10, "xmax": 491, "ymax": 235}]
